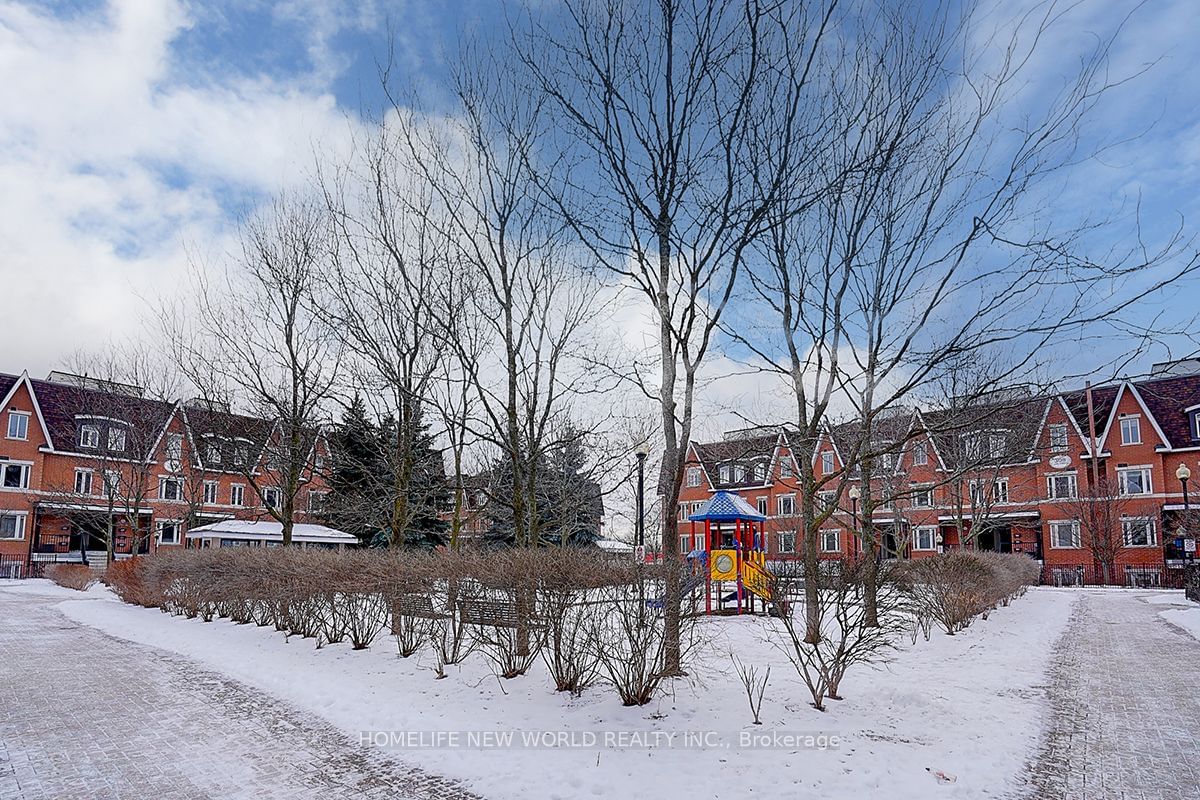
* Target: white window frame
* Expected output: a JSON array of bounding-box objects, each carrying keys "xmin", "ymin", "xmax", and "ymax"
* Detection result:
[
  {"xmin": 679, "ymin": 534, "xmax": 691, "ymax": 553},
  {"xmin": 678, "ymin": 502, "xmax": 688, "ymax": 521},
  {"xmin": 230, "ymin": 484, "xmax": 245, "ymax": 507},
  {"xmin": 6, "ymin": 411, "xmax": 29, "ymax": 441},
  {"xmin": 1121, "ymin": 517, "xmax": 1157, "ymax": 547},
  {"xmin": 1048, "ymin": 423, "xmax": 1068, "ymax": 452},
  {"xmin": 79, "ymin": 424, "xmax": 100, "ymax": 449},
  {"xmin": 911, "ymin": 441, "xmax": 928, "ymax": 466},
  {"xmin": 753, "ymin": 462, "xmax": 767, "ymax": 483},
  {"xmin": 1117, "ymin": 467, "xmax": 1152, "ymax": 496},
  {"xmin": 1049, "ymin": 520, "xmax": 1081, "ymax": 549},
  {"xmin": 1119, "ymin": 415, "xmax": 1142, "ymax": 446},
  {"xmin": 756, "ymin": 496, "xmax": 768, "ymax": 516},
  {"xmin": 912, "ymin": 526, "xmax": 937, "ymax": 551},
  {"xmin": 779, "ymin": 458, "xmax": 793, "ymax": 478},
  {"xmin": 993, "ymin": 478, "xmax": 1010, "ymax": 505},
  {"xmin": 718, "ymin": 464, "xmax": 731, "ymax": 483},
  {"xmin": 74, "ymin": 468, "xmax": 94, "ymax": 496},
  {"xmin": 820, "ymin": 451, "xmax": 835, "ymax": 475},
  {"xmin": 779, "ymin": 531, "xmax": 797, "ymax": 554},
  {"xmin": 1046, "ymin": 472, "xmax": 1078, "ymax": 500},
  {"xmin": 203, "ymin": 480, "xmax": 219, "ymax": 505},
  {"xmin": 156, "ymin": 520, "xmax": 182, "ymax": 545},
  {"xmin": 911, "ymin": 485, "xmax": 933, "ymax": 508},
  {"xmin": 0, "ymin": 512, "xmax": 28, "ymax": 540},
  {"xmin": 159, "ymin": 476, "xmax": 183, "ymax": 501},
  {"xmin": 817, "ymin": 490, "xmax": 836, "ymax": 512},
  {"xmin": 308, "ymin": 490, "xmax": 326, "ymax": 513},
  {"xmin": 776, "ymin": 493, "xmax": 795, "ymax": 517},
  {"xmin": 166, "ymin": 433, "xmax": 184, "ymax": 466},
  {"xmin": 0, "ymin": 461, "xmax": 32, "ymax": 491},
  {"xmin": 102, "ymin": 469, "xmax": 121, "ymax": 496},
  {"xmin": 205, "ymin": 440, "xmax": 222, "ymax": 465},
  {"xmin": 732, "ymin": 464, "xmax": 745, "ymax": 483},
  {"xmin": 819, "ymin": 529, "xmax": 839, "ymax": 553},
  {"xmin": 685, "ymin": 467, "xmax": 701, "ymax": 487},
  {"xmin": 262, "ymin": 486, "xmax": 281, "ymax": 510},
  {"xmin": 107, "ymin": 426, "xmax": 126, "ymax": 452}
]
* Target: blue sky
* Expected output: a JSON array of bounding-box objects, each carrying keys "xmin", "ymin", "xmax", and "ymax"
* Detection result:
[{"xmin": 1, "ymin": 0, "xmax": 1198, "ymax": 406}]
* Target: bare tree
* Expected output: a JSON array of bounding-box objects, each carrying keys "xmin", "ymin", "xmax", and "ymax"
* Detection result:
[
  {"xmin": 170, "ymin": 197, "xmax": 340, "ymax": 546},
  {"xmin": 521, "ymin": 0, "xmax": 837, "ymax": 672}
]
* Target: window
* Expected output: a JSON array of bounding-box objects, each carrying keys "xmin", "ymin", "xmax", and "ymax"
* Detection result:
[
  {"xmin": 1, "ymin": 462, "xmax": 31, "ymax": 490},
  {"xmin": 817, "ymin": 490, "xmax": 836, "ymax": 512},
  {"xmin": 756, "ymin": 496, "xmax": 768, "ymax": 516},
  {"xmin": 878, "ymin": 452, "xmax": 895, "ymax": 471},
  {"xmin": 820, "ymin": 530, "xmax": 839, "ymax": 553},
  {"xmin": 1047, "ymin": 472, "xmax": 1078, "ymax": 500},
  {"xmin": 205, "ymin": 441, "xmax": 221, "ymax": 465},
  {"xmin": 911, "ymin": 485, "xmax": 933, "ymax": 508},
  {"xmin": 156, "ymin": 520, "xmax": 181, "ymax": 545},
  {"xmin": 0, "ymin": 513, "xmax": 26, "ymax": 540},
  {"xmin": 685, "ymin": 468, "xmax": 701, "ymax": 487},
  {"xmin": 103, "ymin": 470, "xmax": 120, "ymax": 496},
  {"xmin": 718, "ymin": 464, "xmax": 731, "ymax": 483},
  {"xmin": 1192, "ymin": 411, "xmax": 1200, "ymax": 441},
  {"xmin": 732, "ymin": 465, "xmax": 745, "ymax": 483},
  {"xmin": 233, "ymin": 443, "xmax": 250, "ymax": 466},
  {"xmin": 262, "ymin": 487, "xmax": 281, "ymax": 510},
  {"xmin": 820, "ymin": 451, "xmax": 835, "ymax": 474},
  {"xmin": 6, "ymin": 411, "xmax": 29, "ymax": 441},
  {"xmin": 159, "ymin": 476, "xmax": 183, "ymax": 501},
  {"xmin": 1049, "ymin": 423, "xmax": 1068, "ymax": 451},
  {"xmin": 74, "ymin": 469, "xmax": 93, "ymax": 495},
  {"xmin": 308, "ymin": 491, "xmax": 327, "ymax": 513},
  {"xmin": 680, "ymin": 534, "xmax": 695, "ymax": 553},
  {"xmin": 230, "ymin": 484, "xmax": 245, "ymax": 507},
  {"xmin": 911, "ymin": 441, "xmax": 928, "ymax": 466},
  {"xmin": 779, "ymin": 532, "xmax": 797, "ymax": 554},
  {"xmin": 1119, "ymin": 416, "xmax": 1141, "ymax": 446},
  {"xmin": 989, "ymin": 433, "xmax": 1007, "ymax": 458},
  {"xmin": 678, "ymin": 502, "xmax": 689, "ymax": 521},
  {"xmin": 107, "ymin": 427, "xmax": 126, "ymax": 452},
  {"xmin": 79, "ymin": 424, "xmax": 99, "ymax": 449},
  {"xmin": 776, "ymin": 494, "xmax": 795, "ymax": 517},
  {"xmin": 166, "ymin": 433, "xmax": 183, "ymax": 466},
  {"xmin": 1049, "ymin": 520, "xmax": 1081, "ymax": 549},
  {"xmin": 1122, "ymin": 518, "xmax": 1156, "ymax": 547},
  {"xmin": 969, "ymin": 480, "xmax": 987, "ymax": 506},
  {"xmin": 753, "ymin": 462, "xmax": 767, "ymax": 483},
  {"xmin": 993, "ymin": 478, "xmax": 1009, "ymax": 505},
  {"xmin": 203, "ymin": 481, "xmax": 219, "ymax": 505},
  {"xmin": 779, "ymin": 458, "xmax": 793, "ymax": 478},
  {"xmin": 1117, "ymin": 467, "xmax": 1151, "ymax": 496},
  {"xmin": 913, "ymin": 526, "xmax": 937, "ymax": 551}
]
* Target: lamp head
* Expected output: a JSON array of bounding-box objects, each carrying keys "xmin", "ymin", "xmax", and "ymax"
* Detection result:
[
  {"xmin": 1177, "ymin": 463, "xmax": 1192, "ymax": 482},
  {"xmin": 848, "ymin": 485, "xmax": 861, "ymax": 500}
]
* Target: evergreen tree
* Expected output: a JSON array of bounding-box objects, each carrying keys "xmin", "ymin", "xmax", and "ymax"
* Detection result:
[{"xmin": 324, "ymin": 395, "xmax": 387, "ymax": 546}]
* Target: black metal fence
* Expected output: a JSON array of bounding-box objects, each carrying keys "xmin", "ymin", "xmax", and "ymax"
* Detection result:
[
  {"xmin": 1186, "ymin": 565, "xmax": 1199, "ymax": 602},
  {"xmin": 1040, "ymin": 563, "xmax": 1186, "ymax": 589},
  {"xmin": 0, "ymin": 553, "xmax": 82, "ymax": 579}
]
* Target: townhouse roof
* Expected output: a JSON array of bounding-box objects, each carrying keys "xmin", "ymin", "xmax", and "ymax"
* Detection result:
[
  {"xmin": 1124, "ymin": 373, "xmax": 1200, "ymax": 448},
  {"xmin": 11, "ymin": 372, "xmax": 176, "ymax": 459}
]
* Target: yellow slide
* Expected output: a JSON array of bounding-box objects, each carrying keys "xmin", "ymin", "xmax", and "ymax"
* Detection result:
[{"xmin": 740, "ymin": 557, "xmax": 774, "ymax": 600}]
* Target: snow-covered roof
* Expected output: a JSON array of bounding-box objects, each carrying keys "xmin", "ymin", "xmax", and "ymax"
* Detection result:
[
  {"xmin": 185, "ymin": 520, "xmax": 357, "ymax": 545},
  {"xmin": 594, "ymin": 538, "xmax": 635, "ymax": 553}
]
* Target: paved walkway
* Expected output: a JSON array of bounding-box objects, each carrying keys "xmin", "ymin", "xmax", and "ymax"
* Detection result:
[
  {"xmin": 1023, "ymin": 590, "xmax": 1200, "ymax": 800},
  {"xmin": 0, "ymin": 588, "xmax": 481, "ymax": 800}
]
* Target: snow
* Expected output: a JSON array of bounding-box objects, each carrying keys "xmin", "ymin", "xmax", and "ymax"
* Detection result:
[
  {"xmin": 48, "ymin": 584, "xmax": 1073, "ymax": 800},
  {"xmin": 1152, "ymin": 594, "xmax": 1200, "ymax": 643}
]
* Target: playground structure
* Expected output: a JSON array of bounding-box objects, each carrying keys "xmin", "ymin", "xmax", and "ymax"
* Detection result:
[{"xmin": 685, "ymin": 491, "xmax": 777, "ymax": 615}]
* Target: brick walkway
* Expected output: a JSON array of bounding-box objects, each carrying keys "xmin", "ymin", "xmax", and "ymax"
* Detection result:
[
  {"xmin": 0, "ymin": 589, "xmax": 482, "ymax": 800},
  {"xmin": 1023, "ymin": 590, "xmax": 1200, "ymax": 800}
]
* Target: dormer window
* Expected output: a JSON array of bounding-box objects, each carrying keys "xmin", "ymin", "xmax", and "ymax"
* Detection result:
[
  {"xmin": 205, "ymin": 440, "xmax": 222, "ymax": 465},
  {"xmin": 1190, "ymin": 410, "xmax": 1200, "ymax": 441},
  {"xmin": 732, "ymin": 464, "xmax": 745, "ymax": 482},
  {"xmin": 107, "ymin": 427, "xmax": 126, "ymax": 452},
  {"xmin": 6, "ymin": 411, "xmax": 29, "ymax": 441},
  {"xmin": 233, "ymin": 443, "xmax": 250, "ymax": 466},
  {"xmin": 718, "ymin": 464, "xmax": 731, "ymax": 483},
  {"xmin": 753, "ymin": 462, "xmax": 767, "ymax": 482},
  {"xmin": 1119, "ymin": 416, "xmax": 1141, "ymax": 446},
  {"xmin": 79, "ymin": 424, "xmax": 99, "ymax": 449}
]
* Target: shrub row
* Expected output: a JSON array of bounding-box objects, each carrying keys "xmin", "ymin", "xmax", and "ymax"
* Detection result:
[
  {"xmin": 105, "ymin": 548, "xmax": 698, "ymax": 705},
  {"xmin": 45, "ymin": 563, "xmax": 97, "ymax": 592},
  {"xmin": 893, "ymin": 551, "xmax": 1039, "ymax": 635}
]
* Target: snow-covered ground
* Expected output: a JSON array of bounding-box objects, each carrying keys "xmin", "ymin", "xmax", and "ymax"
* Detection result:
[
  {"xmin": 1147, "ymin": 590, "xmax": 1200, "ymax": 643},
  {"xmin": 39, "ymin": 582, "xmax": 1073, "ymax": 800}
]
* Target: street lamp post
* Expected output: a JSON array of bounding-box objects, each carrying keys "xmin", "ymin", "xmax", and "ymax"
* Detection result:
[
  {"xmin": 635, "ymin": 445, "xmax": 649, "ymax": 548},
  {"xmin": 1177, "ymin": 463, "xmax": 1193, "ymax": 563},
  {"xmin": 848, "ymin": 485, "xmax": 861, "ymax": 557}
]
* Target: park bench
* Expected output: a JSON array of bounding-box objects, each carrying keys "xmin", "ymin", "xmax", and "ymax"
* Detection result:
[
  {"xmin": 392, "ymin": 593, "xmax": 450, "ymax": 621},
  {"xmin": 457, "ymin": 598, "xmax": 528, "ymax": 629}
]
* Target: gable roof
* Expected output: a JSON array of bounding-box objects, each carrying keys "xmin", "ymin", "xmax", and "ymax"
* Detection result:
[
  {"xmin": 26, "ymin": 374, "xmax": 175, "ymax": 459},
  {"xmin": 1128, "ymin": 374, "xmax": 1200, "ymax": 448}
]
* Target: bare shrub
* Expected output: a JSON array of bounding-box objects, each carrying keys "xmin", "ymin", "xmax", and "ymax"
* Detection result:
[
  {"xmin": 731, "ymin": 653, "xmax": 770, "ymax": 725},
  {"xmin": 894, "ymin": 551, "xmax": 1039, "ymax": 636},
  {"xmin": 769, "ymin": 558, "xmax": 900, "ymax": 711},
  {"xmin": 105, "ymin": 557, "xmax": 165, "ymax": 607},
  {"xmin": 46, "ymin": 563, "xmax": 97, "ymax": 592}
]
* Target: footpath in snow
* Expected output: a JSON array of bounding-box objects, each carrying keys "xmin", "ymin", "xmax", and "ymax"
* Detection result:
[{"xmin": 18, "ymin": 580, "xmax": 1080, "ymax": 800}]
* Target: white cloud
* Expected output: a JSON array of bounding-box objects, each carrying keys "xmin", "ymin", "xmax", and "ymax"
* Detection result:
[{"xmin": 0, "ymin": 0, "xmax": 361, "ymax": 374}]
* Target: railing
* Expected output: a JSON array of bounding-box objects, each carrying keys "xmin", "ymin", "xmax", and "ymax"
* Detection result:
[{"xmin": 1039, "ymin": 563, "xmax": 1184, "ymax": 589}]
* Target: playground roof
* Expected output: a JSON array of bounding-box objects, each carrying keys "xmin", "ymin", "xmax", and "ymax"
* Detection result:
[{"xmin": 687, "ymin": 490, "xmax": 766, "ymax": 522}]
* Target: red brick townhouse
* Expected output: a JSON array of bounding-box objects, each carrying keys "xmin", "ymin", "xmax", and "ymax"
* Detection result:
[
  {"xmin": 0, "ymin": 370, "xmax": 330, "ymax": 577},
  {"xmin": 672, "ymin": 364, "xmax": 1200, "ymax": 587}
]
